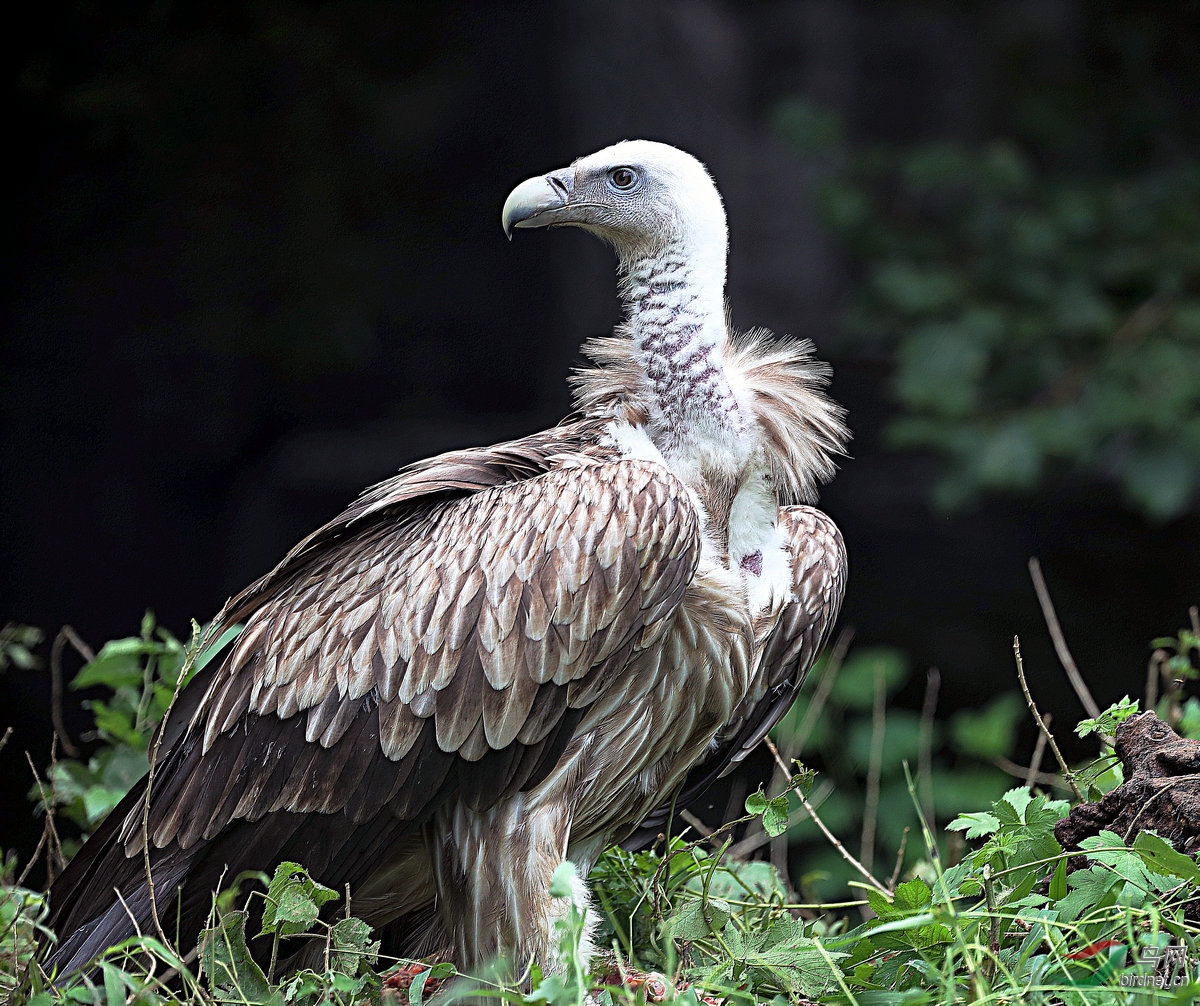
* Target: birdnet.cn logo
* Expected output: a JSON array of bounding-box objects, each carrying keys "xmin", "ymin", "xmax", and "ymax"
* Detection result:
[{"xmin": 1120, "ymin": 944, "xmax": 1197, "ymax": 990}]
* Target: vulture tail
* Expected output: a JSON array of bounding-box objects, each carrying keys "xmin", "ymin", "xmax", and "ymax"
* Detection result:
[{"xmin": 44, "ymin": 774, "xmax": 199, "ymax": 976}]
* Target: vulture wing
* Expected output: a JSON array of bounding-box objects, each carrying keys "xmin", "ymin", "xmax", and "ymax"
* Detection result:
[
  {"xmin": 47, "ymin": 437, "xmax": 701, "ymax": 972},
  {"xmin": 627, "ymin": 505, "xmax": 845, "ymax": 843}
]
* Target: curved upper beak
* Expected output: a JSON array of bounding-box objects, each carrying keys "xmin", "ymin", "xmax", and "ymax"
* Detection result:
[{"xmin": 501, "ymin": 171, "xmax": 574, "ymax": 239}]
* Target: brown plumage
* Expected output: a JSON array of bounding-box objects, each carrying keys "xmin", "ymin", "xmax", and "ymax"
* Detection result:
[{"xmin": 46, "ymin": 140, "xmax": 848, "ymax": 976}]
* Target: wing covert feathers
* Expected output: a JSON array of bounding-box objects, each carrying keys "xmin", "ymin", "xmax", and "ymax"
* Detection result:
[
  {"xmin": 140, "ymin": 457, "xmax": 700, "ymax": 852},
  {"xmin": 627, "ymin": 504, "xmax": 846, "ymax": 842}
]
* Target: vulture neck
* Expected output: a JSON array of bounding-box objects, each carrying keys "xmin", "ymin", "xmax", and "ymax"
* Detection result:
[{"xmin": 620, "ymin": 235, "xmax": 749, "ymax": 473}]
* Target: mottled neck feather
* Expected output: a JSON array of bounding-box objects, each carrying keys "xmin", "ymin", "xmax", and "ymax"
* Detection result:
[
  {"xmin": 569, "ymin": 329, "xmax": 850, "ymax": 505},
  {"xmin": 618, "ymin": 236, "xmax": 746, "ymax": 453}
]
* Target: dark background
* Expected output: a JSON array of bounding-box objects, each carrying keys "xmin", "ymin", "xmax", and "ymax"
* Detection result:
[{"xmin": 4, "ymin": 1, "xmax": 1199, "ymax": 866}]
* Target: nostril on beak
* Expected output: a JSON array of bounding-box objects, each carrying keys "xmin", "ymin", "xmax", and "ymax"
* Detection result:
[{"xmin": 546, "ymin": 173, "xmax": 571, "ymax": 199}]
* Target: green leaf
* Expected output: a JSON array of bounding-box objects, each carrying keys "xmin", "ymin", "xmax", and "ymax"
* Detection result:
[
  {"xmin": 1132, "ymin": 831, "xmax": 1200, "ymax": 883},
  {"xmin": 1049, "ymin": 857, "xmax": 1068, "ymax": 901},
  {"xmin": 329, "ymin": 917, "xmax": 379, "ymax": 976},
  {"xmin": 830, "ymin": 648, "xmax": 910, "ymax": 709},
  {"xmin": 1000, "ymin": 787, "xmax": 1034, "ymax": 822},
  {"xmin": 71, "ymin": 638, "xmax": 152, "ymax": 690},
  {"xmin": 1121, "ymin": 448, "xmax": 1197, "ymax": 520},
  {"xmin": 201, "ymin": 910, "xmax": 272, "ymax": 1004},
  {"xmin": 101, "ymin": 961, "xmax": 126, "ymax": 1005},
  {"xmin": 894, "ymin": 323, "xmax": 989, "ymax": 417},
  {"xmin": 947, "ymin": 811, "xmax": 1000, "ymax": 839},
  {"xmin": 746, "ymin": 789, "xmax": 790, "ymax": 837},
  {"xmin": 871, "ymin": 261, "xmax": 964, "ymax": 315},
  {"xmin": 1076, "ymin": 696, "xmax": 1140, "ymax": 738},
  {"xmin": 549, "ymin": 861, "xmax": 578, "ymax": 899},
  {"xmin": 949, "ymin": 693, "xmax": 1023, "ymax": 759},
  {"xmin": 666, "ymin": 897, "xmax": 731, "ymax": 941},
  {"xmin": 193, "ymin": 623, "xmax": 245, "ymax": 674},
  {"xmin": 259, "ymin": 861, "xmax": 339, "ymax": 938}
]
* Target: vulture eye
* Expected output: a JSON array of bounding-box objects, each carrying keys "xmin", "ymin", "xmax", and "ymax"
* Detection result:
[{"xmin": 608, "ymin": 167, "xmax": 639, "ymax": 191}]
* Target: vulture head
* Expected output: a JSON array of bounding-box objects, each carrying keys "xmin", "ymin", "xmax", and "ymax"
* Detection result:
[{"xmin": 501, "ymin": 139, "xmax": 727, "ymax": 277}]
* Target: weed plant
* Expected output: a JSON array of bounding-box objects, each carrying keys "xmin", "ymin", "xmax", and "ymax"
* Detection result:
[{"xmin": 1, "ymin": 607, "xmax": 1198, "ymax": 1004}]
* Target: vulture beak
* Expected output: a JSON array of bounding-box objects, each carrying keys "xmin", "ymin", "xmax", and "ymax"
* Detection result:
[{"xmin": 502, "ymin": 171, "xmax": 574, "ymax": 239}]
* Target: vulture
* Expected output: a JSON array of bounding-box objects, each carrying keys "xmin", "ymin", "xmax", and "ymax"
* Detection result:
[{"xmin": 46, "ymin": 140, "xmax": 848, "ymax": 978}]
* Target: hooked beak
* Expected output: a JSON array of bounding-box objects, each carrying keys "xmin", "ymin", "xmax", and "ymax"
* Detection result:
[{"xmin": 501, "ymin": 171, "xmax": 574, "ymax": 239}]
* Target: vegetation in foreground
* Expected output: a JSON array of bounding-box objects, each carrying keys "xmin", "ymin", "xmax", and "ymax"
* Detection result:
[{"xmin": 1, "ymin": 610, "xmax": 1198, "ymax": 1004}]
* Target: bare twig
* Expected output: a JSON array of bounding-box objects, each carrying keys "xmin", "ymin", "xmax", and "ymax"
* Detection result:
[
  {"xmin": 49, "ymin": 626, "xmax": 93, "ymax": 758},
  {"xmin": 23, "ymin": 748, "xmax": 66, "ymax": 884},
  {"xmin": 0, "ymin": 726, "xmax": 11, "ymax": 758},
  {"xmin": 918, "ymin": 668, "xmax": 940, "ymax": 826},
  {"xmin": 787, "ymin": 628, "xmax": 854, "ymax": 755},
  {"xmin": 1028, "ymin": 558, "xmax": 1100, "ymax": 720},
  {"xmin": 887, "ymin": 828, "xmax": 910, "ymax": 890},
  {"xmin": 764, "ymin": 736, "xmax": 890, "ymax": 896},
  {"xmin": 1012, "ymin": 636, "xmax": 1084, "ymax": 801},
  {"xmin": 727, "ymin": 821, "xmax": 771, "ymax": 859},
  {"xmin": 763, "ymin": 627, "xmax": 853, "ymax": 884},
  {"xmin": 981, "ymin": 863, "xmax": 999, "ymax": 985},
  {"xmin": 1146, "ymin": 650, "xmax": 1163, "ymax": 711},
  {"xmin": 859, "ymin": 665, "xmax": 886, "ymax": 873},
  {"xmin": 679, "ymin": 809, "xmax": 713, "ymax": 838},
  {"xmin": 993, "ymin": 755, "xmax": 1061, "ymax": 789},
  {"xmin": 15, "ymin": 818, "xmax": 49, "ymax": 891},
  {"xmin": 1025, "ymin": 713, "xmax": 1051, "ymax": 789}
]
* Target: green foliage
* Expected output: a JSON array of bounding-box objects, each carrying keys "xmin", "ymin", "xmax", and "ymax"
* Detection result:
[
  {"xmin": 198, "ymin": 862, "xmax": 381, "ymax": 1006},
  {"xmin": 1076, "ymin": 695, "xmax": 1139, "ymax": 740},
  {"xmin": 7, "ymin": 617, "xmax": 1200, "ymax": 1003},
  {"xmin": 831, "ymin": 790, "xmax": 1200, "ymax": 1004},
  {"xmin": 780, "ymin": 93, "xmax": 1200, "ymax": 518},
  {"xmin": 771, "ymin": 646, "xmax": 1021, "ymax": 901},
  {"xmin": 0, "ymin": 624, "xmax": 44, "ymax": 672},
  {"xmin": 0, "ymin": 855, "xmax": 51, "ymax": 1000},
  {"xmin": 259, "ymin": 863, "xmax": 340, "ymax": 940},
  {"xmin": 1150, "ymin": 618, "xmax": 1200, "ymax": 737},
  {"xmin": 745, "ymin": 789, "xmax": 790, "ymax": 838},
  {"xmin": 35, "ymin": 615, "xmax": 241, "ymax": 847}
]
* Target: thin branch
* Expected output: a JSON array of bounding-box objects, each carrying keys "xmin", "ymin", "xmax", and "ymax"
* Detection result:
[
  {"xmin": 787, "ymin": 627, "xmax": 853, "ymax": 755},
  {"xmin": 887, "ymin": 828, "xmax": 910, "ymax": 890},
  {"xmin": 764, "ymin": 736, "xmax": 890, "ymax": 896},
  {"xmin": 23, "ymin": 748, "xmax": 66, "ymax": 884},
  {"xmin": 1190, "ymin": 606, "xmax": 1200, "ymax": 638},
  {"xmin": 1025, "ymin": 713, "xmax": 1051, "ymax": 789},
  {"xmin": 1028, "ymin": 558, "xmax": 1100, "ymax": 719},
  {"xmin": 993, "ymin": 755, "xmax": 1061, "ymax": 789},
  {"xmin": 678, "ymin": 810, "xmax": 713, "ymax": 838},
  {"xmin": 918, "ymin": 668, "xmax": 940, "ymax": 826},
  {"xmin": 859, "ymin": 665, "xmax": 886, "ymax": 873},
  {"xmin": 765, "ymin": 627, "xmax": 853, "ymax": 885},
  {"xmin": 1012, "ymin": 636, "xmax": 1084, "ymax": 801},
  {"xmin": 1146, "ymin": 650, "xmax": 1163, "ymax": 710},
  {"xmin": 49, "ymin": 626, "xmax": 93, "ymax": 758}
]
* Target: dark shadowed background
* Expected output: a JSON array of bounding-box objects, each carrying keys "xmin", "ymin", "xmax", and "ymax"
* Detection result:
[{"xmin": 5, "ymin": 1, "xmax": 1199, "ymax": 873}]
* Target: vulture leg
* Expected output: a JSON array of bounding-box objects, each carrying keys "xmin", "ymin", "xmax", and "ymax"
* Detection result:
[{"xmin": 428, "ymin": 795, "xmax": 592, "ymax": 973}]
